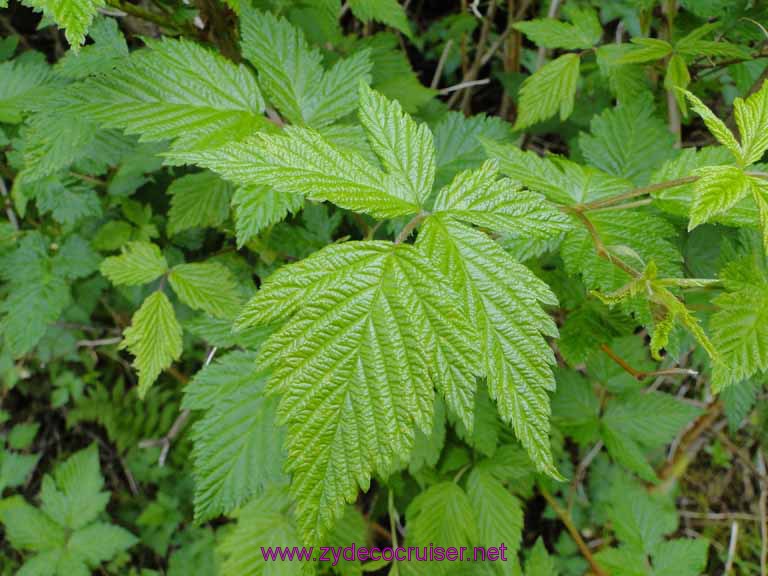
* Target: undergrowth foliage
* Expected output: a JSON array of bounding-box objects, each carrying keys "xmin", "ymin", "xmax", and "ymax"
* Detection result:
[{"xmin": 2, "ymin": 0, "xmax": 768, "ymax": 574}]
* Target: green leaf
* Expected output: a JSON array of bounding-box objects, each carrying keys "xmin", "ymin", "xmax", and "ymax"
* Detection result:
[
  {"xmin": 20, "ymin": 0, "xmax": 105, "ymax": 51},
  {"xmin": 241, "ymin": 7, "xmax": 371, "ymax": 127},
  {"xmin": 551, "ymin": 369, "xmax": 601, "ymax": 445},
  {"xmin": 688, "ymin": 165, "xmax": 753, "ymax": 230},
  {"xmin": 433, "ymin": 160, "xmax": 570, "ymax": 238},
  {"xmin": 417, "ymin": 217, "xmax": 561, "ymax": 478},
  {"xmin": 721, "ymin": 378, "xmax": 760, "ymax": 431},
  {"xmin": 68, "ymin": 523, "xmax": 137, "ymax": 566},
  {"xmin": 711, "ymin": 283, "xmax": 768, "ymax": 390},
  {"xmin": 652, "ymin": 539, "xmax": 709, "ymax": 576},
  {"xmin": 119, "ymin": 291, "xmax": 183, "ymax": 397},
  {"xmin": 54, "ymin": 16, "xmax": 129, "ymax": 78},
  {"xmin": 608, "ymin": 478, "xmax": 677, "ymax": 555},
  {"xmin": 432, "ymin": 112, "xmax": 512, "ymax": 189},
  {"xmin": 525, "ymin": 538, "xmax": 557, "ymax": 576},
  {"xmin": 579, "ymin": 98, "xmax": 676, "ymax": 185},
  {"xmin": 0, "ymin": 57, "xmax": 54, "ymax": 123},
  {"xmin": 237, "ymin": 241, "xmax": 479, "ymax": 542},
  {"xmin": 618, "ymin": 37, "xmax": 672, "ymax": 64},
  {"xmin": 74, "ymin": 37, "xmax": 266, "ymax": 150},
  {"xmin": 358, "ymin": 82, "xmax": 435, "ymax": 206},
  {"xmin": 0, "ymin": 496, "xmax": 66, "ymax": 551},
  {"xmin": 186, "ymin": 353, "xmax": 284, "ymax": 522},
  {"xmin": 514, "ymin": 6, "xmax": 601, "ymax": 50},
  {"xmin": 664, "ymin": 55, "xmax": 691, "ymax": 114},
  {"xmin": 8, "ymin": 423, "xmax": 39, "ymax": 450},
  {"xmin": 232, "ymin": 185, "xmax": 304, "ymax": 248},
  {"xmin": 100, "ymin": 241, "xmax": 168, "ymax": 286},
  {"xmin": 682, "ymin": 89, "xmax": 743, "ymax": 163},
  {"xmin": 349, "ymin": 0, "xmax": 411, "ymax": 38},
  {"xmin": 0, "ymin": 451, "xmax": 40, "ymax": 492},
  {"xmin": 169, "ymin": 262, "xmax": 242, "ymax": 320},
  {"xmin": 201, "ymin": 126, "xmax": 420, "ymax": 219},
  {"xmin": 514, "ymin": 53, "xmax": 580, "ymax": 130},
  {"xmin": 39, "ymin": 445, "xmax": 109, "ymax": 530},
  {"xmin": 218, "ymin": 486, "xmax": 313, "ymax": 576},
  {"xmin": 466, "ymin": 468, "xmax": 523, "ymax": 553},
  {"xmin": 167, "ymin": 172, "xmax": 232, "ymax": 236},
  {"xmin": 406, "ymin": 482, "xmax": 477, "ymax": 549},
  {"xmin": 734, "ymin": 80, "xmax": 768, "ymax": 165}
]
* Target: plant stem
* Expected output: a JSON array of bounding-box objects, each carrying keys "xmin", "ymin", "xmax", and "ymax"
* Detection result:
[
  {"xmin": 107, "ymin": 0, "xmax": 193, "ymax": 34},
  {"xmin": 0, "ymin": 176, "xmax": 18, "ymax": 231},
  {"xmin": 576, "ymin": 176, "xmax": 698, "ymax": 212},
  {"xmin": 388, "ymin": 489, "xmax": 400, "ymax": 575},
  {"xmin": 565, "ymin": 207, "xmax": 641, "ymax": 277},
  {"xmin": 540, "ymin": 486, "xmax": 608, "ymax": 576},
  {"xmin": 600, "ymin": 344, "xmax": 698, "ymax": 381},
  {"xmin": 395, "ymin": 211, "xmax": 429, "ymax": 244}
]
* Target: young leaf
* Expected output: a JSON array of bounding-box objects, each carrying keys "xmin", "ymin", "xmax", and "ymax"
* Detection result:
[
  {"xmin": 513, "ymin": 53, "xmax": 580, "ymax": 130},
  {"xmin": 232, "ymin": 185, "xmax": 304, "ymax": 248},
  {"xmin": 406, "ymin": 482, "xmax": 477, "ymax": 550},
  {"xmin": 688, "ymin": 165, "xmax": 753, "ymax": 230},
  {"xmin": 358, "ymin": 82, "xmax": 435, "ymax": 206},
  {"xmin": 417, "ymin": 216, "xmax": 561, "ymax": 478},
  {"xmin": 734, "ymin": 80, "xmax": 768, "ymax": 165},
  {"xmin": 236, "ymin": 241, "xmax": 479, "ymax": 542},
  {"xmin": 120, "ymin": 291, "xmax": 183, "ymax": 397},
  {"xmin": 618, "ymin": 37, "xmax": 672, "ymax": 64},
  {"xmin": 682, "ymin": 89, "xmax": 742, "ymax": 163},
  {"xmin": 466, "ymin": 468, "xmax": 523, "ymax": 553},
  {"xmin": 168, "ymin": 262, "xmax": 242, "ymax": 320},
  {"xmin": 514, "ymin": 6, "xmax": 601, "ymax": 50},
  {"xmin": 100, "ymin": 241, "xmax": 168, "ymax": 286},
  {"xmin": 432, "ymin": 160, "xmax": 570, "ymax": 238}
]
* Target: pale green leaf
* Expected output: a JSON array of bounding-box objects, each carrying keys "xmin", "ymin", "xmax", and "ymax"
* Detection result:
[
  {"xmin": 652, "ymin": 539, "xmax": 709, "ymax": 576},
  {"xmin": 417, "ymin": 217, "xmax": 561, "ymax": 477},
  {"xmin": 119, "ymin": 291, "xmax": 183, "ymax": 397},
  {"xmin": 0, "ymin": 57, "xmax": 54, "ymax": 123},
  {"xmin": 0, "ymin": 496, "xmax": 66, "ymax": 552},
  {"xmin": 54, "ymin": 17, "xmax": 129, "ymax": 78},
  {"xmin": 721, "ymin": 378, "xmax": 760, "ymax": 432},
  {"xmin": 514, "ymin": 53, "xmax": 580, "ymax": 130},
  {"xmin": 525, "ymin": 538, "xmax": 557, "ymax": 576},
  {"xmin": 608, "ymin": 478, "xmax": 677, "ymax": 555},
  {"xmin": 167, "ymin": 172, "xmax": 232, "ymax": 236},
  {"xmin": 688, "ymin": 165, "xmax": 753, "ymax": 230},
  {"xmin": 358, "ymin": 82, "xmax": 435, "ymax": 205},
  {"xmin": 0, "ymin": 451, "xmax": 40, "ymax": 492},
  {"xmin": 237, "ymin": 241, "xmax": 479, "ymax": 542},
  {"xmin": 734, "ymin": 80, "xmax": 768, "ymax": 165},
  {"xmin": 100, "ymin": 241, "xmax": 168, "ymax": 287},
  {"xmin": 683, "ymin": 89, "xmax": 742, "ymax": 163},
  {"xmin": 433, "ymin": 160, "xmax": 570, "ymax": 238},
  {"xmin": 664, "ymin": 55, "xmax": 691, "ymax": 114},
  {"xmin": 73, "ymin": 38, "xmax": 266, "ymax": 149},
  {"xmin": 169, "ymin": 262, "xmax": 242, "ymax": 320}
]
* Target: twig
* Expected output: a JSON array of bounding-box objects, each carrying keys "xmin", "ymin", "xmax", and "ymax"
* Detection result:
[
  {"xmin": 653, "ymin": 401, "xmax": 723, "ymax": 492},
  {"xmin": 431, "ymin": 39, "xmax": 454, "ymax": 89},
  {"xmin": 725, "ymin": 521, "xmax": 739, "ymax": 574},
  {"xmin": 0, "ymin": 176, "xmax": 18, "ymax": 231},
  {"xmin": 535, "ymin": 0, "xmax": 562, "ymax": 69},
  {"xmin": 76, "ymin": 337, "xmax": 123, "ymax": 348},
  {"xmin": 439, "ymin": 78, "xmax": 490, "ymax": 94},
  {"xmin": 568, "ymin": 441, "xmax": 603, "ymax": 511},
  {"xmin": 106, "ymin": 0, "xmax": 193, "ymax": 34},
  {"xmin": 395, "ymin": 211, "xmax": 429, "ymax": 244},
  {"xmin": 540, "ymin": 486, "xmax": 608, "ymax": 576},
  {"xmin": 575, "ymin": 176, "xmax": 698, "ymax": 212},
  {"xmin": 139, "ymin": 346, "xmax": 217, "ymax": 466},
  {"xmin": 565, "ymin": 208, "xmax": 641, "ymax": 277},
  {"xmin": 680, "ymin": 510, "xmax": 758, "ymax": 522},
  {"xmin": 600, "ymin": 344, "xmax": 698, "ymax": 381}
]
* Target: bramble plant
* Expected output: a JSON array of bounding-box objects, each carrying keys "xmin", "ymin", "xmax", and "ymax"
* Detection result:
[{"xmin": 1, "ymin": 0, "xmax": 768, "ymax": 574}]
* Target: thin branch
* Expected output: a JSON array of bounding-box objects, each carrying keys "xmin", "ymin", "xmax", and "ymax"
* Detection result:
[
  {"xmin": 439, "ymin": 78, "xmax": 490, "ymax": 94},
  {"xmin": 76, "ymin": 337, "xmax": 123, "ymax": 348},
  {"xmin": 680, "ymin": 510, "xmax": 759, "ymax": 522},
  {"xmin": 540, "ymin": 486, "xmax": 608, "ymax": 576},
  {"xmin": 395, "ymin": 211, "xmax": 429, "ymax": 244},
  {"xmin": 576, "ymin": 176, "xmax": 698, "ymax": 212},
  {"xmin": 535, "ymin": 0, "xmax": 562, "ymax": 69},
  {"xmin": 431, "ymin": 39, "xmax": 454, "ymax": 89},
  {"xmin": 106, "ymin": 0, "xmax": 194, "ymax": 34},
  {"xmin": 565, "ymin": 208, "xmax": 641, "ymax": 277},
  {"xmin": 600, "ymin": 343, "xmax": 698, "ymax": 381},
  {"xmin": 139, "ymin": 347, "xmax": 217, "ymax": 466},
  {"xmin": 725, "ymin": 521, "xmax": 739, "ymax": 574}
]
